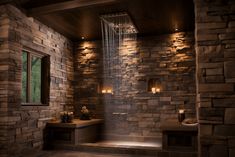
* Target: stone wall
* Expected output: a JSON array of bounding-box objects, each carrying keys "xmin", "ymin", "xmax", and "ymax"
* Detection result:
[
  {"xmin": 74, "ymin": 32, "xmax": 196, "ymax": 140},
  {"xmin": 0, "ymin": 5, "xmax": 74, "ymax": 157},
  {"xmin": 195, "ymin": 0, "xmax": 235, "ymax": 157},
  {"xmin": 0, "ymin": 5, "xmax": 10, "ymax": 157}
]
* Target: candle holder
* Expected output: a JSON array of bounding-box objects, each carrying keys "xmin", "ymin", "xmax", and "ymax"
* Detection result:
[
  {"xmin": 60, "ymin": 111, "xmax": 74, "ymax": 123},
  {"xmin": 178, "ymin": 109, "xmax": 185, "ymax": 122}
]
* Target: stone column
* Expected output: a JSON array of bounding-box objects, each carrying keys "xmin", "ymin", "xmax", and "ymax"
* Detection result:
[
  {"xmin": 195, "ymin": 0, "xmax": 235, "ymax": 157},
  {"xmin": 0, "ymin": 5, "xmax": 10, "ymax": 157}
]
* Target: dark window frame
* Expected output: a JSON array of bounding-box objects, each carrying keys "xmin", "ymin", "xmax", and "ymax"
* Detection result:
[{"xmin": 21, "ymin": 49, "xmax": 50, "ymax": 106}]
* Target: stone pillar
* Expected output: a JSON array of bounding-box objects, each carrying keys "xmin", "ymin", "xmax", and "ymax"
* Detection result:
[
  {"xmin": 195, "ymin": 0, "xmax": 235, "ymax": 157},
  {"xmin": 0, "ymin": 5, "xmax": 10, "ymax": 157}
]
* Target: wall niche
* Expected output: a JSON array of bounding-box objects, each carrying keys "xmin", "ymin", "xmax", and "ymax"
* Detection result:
[{"xmin": 147, "ymin": 78, "xmax": 161, "ymax": 94}]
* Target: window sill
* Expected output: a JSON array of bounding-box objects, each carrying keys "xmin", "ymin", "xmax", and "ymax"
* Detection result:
[
  {"xmin": 21, "ymin": 103, "xmax": 48, "ymax": 106},
  {"xmin": 21, "ymin": 103, "xmax": 49, "ymax": 110}
]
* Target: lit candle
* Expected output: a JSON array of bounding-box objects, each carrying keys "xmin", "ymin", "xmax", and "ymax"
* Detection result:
[
  {"xmin": 156, "ymin": 88, "xmax": 160, "ymax": 93},
  {"xmin": 179, "ymin": 109, "xmax": 185, "ymax": 114},
  {"xmin": 102, "ymin": 89, "xmax": 107, "ymax": 93},
  {"xmin": 107, "ymin": 89, "xmax": 112, "ymax": 93},
  {"xmin": 178, "ymin": 109, "xmax": 185, "ymax": 122},
  {"xmin": 151, "ymin": 87, "xmax": 156, "ymax": 94}
]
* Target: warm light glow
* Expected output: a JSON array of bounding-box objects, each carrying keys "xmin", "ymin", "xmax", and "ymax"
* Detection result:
[
  {"xmin": 156, "ymin": 88, "xmax": 160, "ymax": 93},
  {"xmin": 107, "ymin": 89, "xmax": 112, "ymax": 93},
  {"xmin": 179, "ymin": 109, "xmax": 185, "ymax": 114},
  {"xmin": 151, "ymin": 87, "xmax": 160, "ymax": 94},
  {"xmin": 102, "ymin": 89, "xmax": 107, "ymax": 93},
  {"xmin": 82, "ymin": 42, "xmax": 92, "ymax": 50},
  {"xmin": 151, "ymin": 87, "xmax": 156, "ymax": 94},
  {"xmin": 101, "ymin": 88, "xmax": 113, "ymax": 94}
]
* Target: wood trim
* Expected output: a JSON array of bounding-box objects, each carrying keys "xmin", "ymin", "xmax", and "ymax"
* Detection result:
[
  {"xmin": 23, "ymin": 46, "xmax": 48, "ymax": 57},
  {"xmin": 28, "ymin": 0, "xmax": 116, "ymax": 16},
  {"xmin": 41, "ymin": 55, "xmax": 50, "ymax": 104},
  {"xmin": 27, "ymin": 52, "xmax": 31, "ymax": 102},
  {"xmin": 0, "ymin": 0, "xmax": 12, "ymax": 5}
]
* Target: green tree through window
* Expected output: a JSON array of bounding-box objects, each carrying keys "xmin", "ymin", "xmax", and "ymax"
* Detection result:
[
  {"xmin": 31, "ymin": 56, "xmax": 41, "ymax": 103},
  {"xmin": 22, "ymin": 51, "xmax": 27, "ymax": 102},
  {"xmin": 21, "ymin": 50, "xmax": 50, "ymax": 105}
]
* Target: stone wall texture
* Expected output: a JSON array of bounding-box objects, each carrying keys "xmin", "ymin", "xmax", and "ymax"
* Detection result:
[
  {"xmin": 0, "ymin": 5, "xmax": 74, "ymax": 157},
  {"xmin": 2, "ymin": 0, "xmax": 235, "ymax": 156},
  {"xmin": 74, "ymin": 32, "xmax": 196, "ymax": 140},
  {"xmin": 195, "ymin": 0, "xmax": 235, "ymax": 157}
]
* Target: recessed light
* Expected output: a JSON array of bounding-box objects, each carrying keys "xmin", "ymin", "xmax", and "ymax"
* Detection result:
[
  {"xmin": 81, "ymin": 36, "xmax": 85, "ymax": 40},
  {"xmin": 175, "ymin": 28, "xmax": 178, "ymax": 31}
]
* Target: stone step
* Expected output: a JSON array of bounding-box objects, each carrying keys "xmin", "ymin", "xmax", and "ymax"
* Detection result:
[
  {"xmin": 49, "ymin": 141, "xmax": 197, "ymax": 157},
  {"xmin": 78, "ymin": 142, "xmax": 161, "ymax": 156},
  {"xmin": 51, "ymin": 143, "xmax": 160, "ymax": 156}
]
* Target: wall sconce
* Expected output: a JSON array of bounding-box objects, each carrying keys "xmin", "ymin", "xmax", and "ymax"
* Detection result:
[
  {"xmin": 151, "ymin": 87, "xmax": 160, "ymax": 94},
  {"xmin": 148, "ymin": 78, "xmax": 161, "ymax": 94}
]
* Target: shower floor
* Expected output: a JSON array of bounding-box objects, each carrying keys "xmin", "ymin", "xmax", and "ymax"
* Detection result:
[
  {"xmin": 81, "ymin": 140, "xmax": 162, "ymax": 148},
  {"xmin": 49, "ymin": 139, "xmax": 197, "ymax": 157},
  {"xmin": 74, "ymin": 140, "xmax": 162, "ymax": 156}
]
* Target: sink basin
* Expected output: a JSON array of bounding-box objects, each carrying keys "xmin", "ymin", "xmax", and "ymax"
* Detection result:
[
  {"xmin": 182, "ymin": 122, "xmax": 198, "ymax": 126},
  {"xmin": 181, "ymin": 118, "xmax": 198, "ymax": 126}
]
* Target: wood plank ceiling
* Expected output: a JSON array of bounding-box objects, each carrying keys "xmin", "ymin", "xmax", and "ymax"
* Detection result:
[{"xmin": 8, "ymin": 0, "xmax": 195, "ymax": 41}]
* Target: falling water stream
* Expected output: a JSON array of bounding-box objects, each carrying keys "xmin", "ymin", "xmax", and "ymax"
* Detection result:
[
  {"xmin": 100, "ymin": 13, "xmax": 137, "ymax": 137},
  {"xmin": 100, "ymin": 13, "xmax": 137, "ymax": 116}
]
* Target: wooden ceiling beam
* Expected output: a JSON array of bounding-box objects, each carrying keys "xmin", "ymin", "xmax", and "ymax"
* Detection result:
[
  {"xmin": 0, "ymin": 0, "xmax": 13, "ymax": 5},
  {"xmin": 28, "ymin": 0, "xmax": 116, "ymax": 16}
]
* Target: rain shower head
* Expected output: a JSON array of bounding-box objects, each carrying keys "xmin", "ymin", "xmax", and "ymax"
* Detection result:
[
  {"xmin": 100, "ymin": 12, "xmax": 138, "ymax": 34},
  {"xmin": 100, "ymin": 12, "xmax": 138, "ymax": 95}
]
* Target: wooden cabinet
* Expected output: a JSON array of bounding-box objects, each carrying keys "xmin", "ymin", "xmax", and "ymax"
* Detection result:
[{"xmin": 161, "ymin": 120, "xmax": 198, "ymax": 151}]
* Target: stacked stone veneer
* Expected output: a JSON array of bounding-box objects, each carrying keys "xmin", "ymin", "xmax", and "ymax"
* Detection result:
[
  {"xmin": 195, "ymin": 0, "xmax": 235, "ymax": 157},
  {"xmin": 0, "ymin": 5, "xmax": 74, "ymax": 157},
  {"xmin": 74, "ymin": 32, "xmax": 196, "ymax": 140}
]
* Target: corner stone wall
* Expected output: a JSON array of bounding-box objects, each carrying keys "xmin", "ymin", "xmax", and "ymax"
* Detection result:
[
  {"xmin": 195, "ymin": 0, "xmax": 235, "ymax": 157},
  {"xmin": 0, "ymin": 5, "xmax": 74, "ymax": 157},
  {"xmin": 74, "ymin": 32, "xmax": 196, "ymax": 140}
]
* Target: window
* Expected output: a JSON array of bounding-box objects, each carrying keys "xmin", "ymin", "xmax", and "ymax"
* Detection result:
[{"xmin": 21, "ymin": 50, "xmax": 50, "ymax": 105}]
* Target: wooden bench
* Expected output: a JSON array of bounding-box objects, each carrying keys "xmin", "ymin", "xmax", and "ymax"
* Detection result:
[{"xmin": 44, "ymin": 119, "xmax": 103, "ymax": 148}]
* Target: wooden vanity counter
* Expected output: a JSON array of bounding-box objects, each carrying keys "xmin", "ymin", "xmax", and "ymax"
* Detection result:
[{"xmin": 160, "ymin": 120, "xmax": 198, "ymax": 152}]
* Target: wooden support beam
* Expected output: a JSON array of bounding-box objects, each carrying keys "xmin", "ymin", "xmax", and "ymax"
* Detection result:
[
  {"xmin": 0, "ymin": 0, "xmax": 13, "ymax": 5},
  {"xmin": 28, "ymin": 0, "xmax": 116, "ymax": 16}
]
